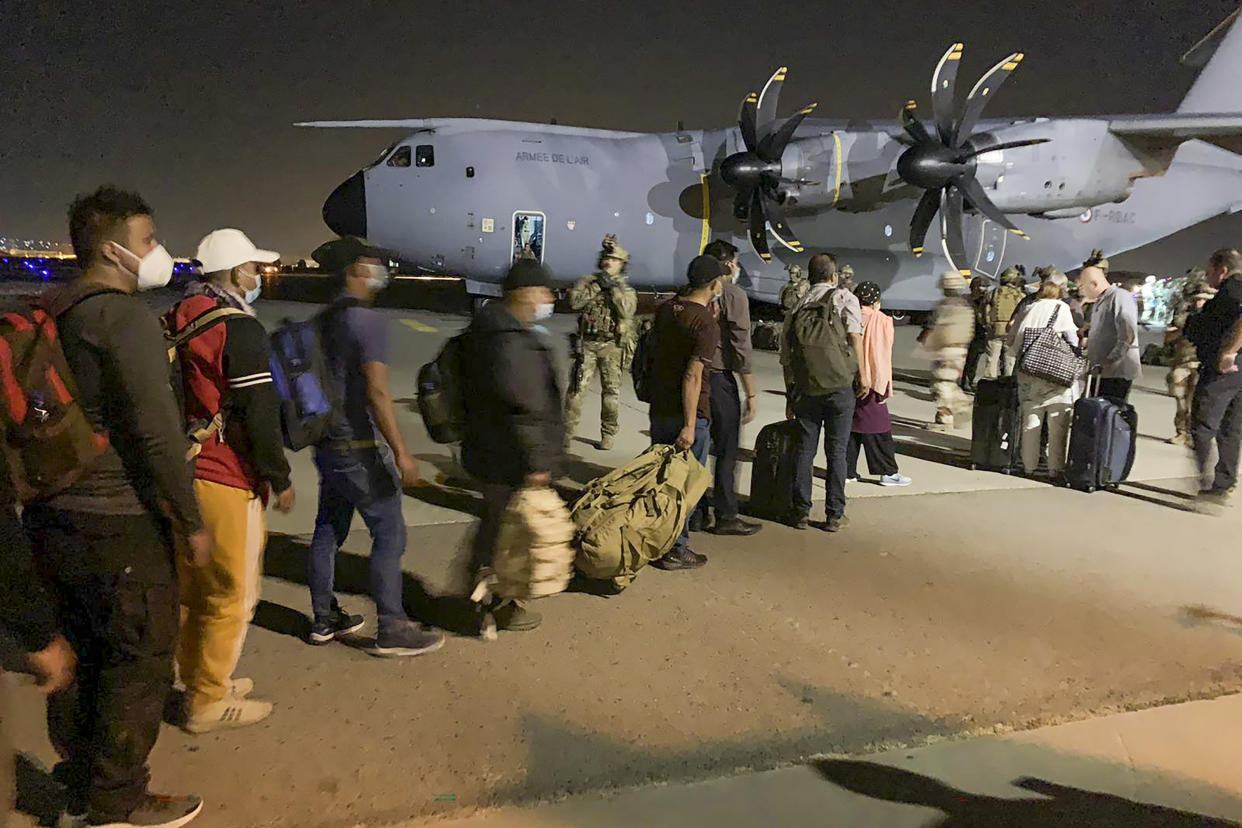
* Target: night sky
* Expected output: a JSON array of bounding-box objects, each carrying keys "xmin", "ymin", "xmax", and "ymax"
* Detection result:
[{"xmin": 3, "ymin": 0, "xmax": 1239, "ymax": 271}]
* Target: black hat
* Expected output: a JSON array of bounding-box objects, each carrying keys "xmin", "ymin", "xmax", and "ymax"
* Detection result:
[
  {"xmin": 686, "ymin": 254, "xmax": 727, "ymax": 288},
  {"xmin": 312, "ymin": 236, "xmax": 392, "ymax": 274},
  {"xmin": 503, "ymin": 259, "xmax": 552, "ymax": 291}
]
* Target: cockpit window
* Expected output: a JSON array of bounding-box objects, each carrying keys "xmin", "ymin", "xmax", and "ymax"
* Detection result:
[
  {"xmin": 387, "ymin": 146, "xmax": 412, "ymax": 168},
  {"xmin": 415, "ymin": 145, "xmax": 435, "ymax": 167},
  {"xmin": 366, "ymin": 142, "xmax": 399, "ymax": 169}
]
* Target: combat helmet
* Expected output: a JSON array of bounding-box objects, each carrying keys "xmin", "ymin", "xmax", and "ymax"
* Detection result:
[
  {"xmin": 939, "ymin": 270, "xmax": 967, "ymax": 293},
  {"xmin": 600, "ymin": 234, "xmax": 629, "ymax": 263},
  {"xmin": 999, "ymin": 266, "xmax": 1024, "ymax": 287}
]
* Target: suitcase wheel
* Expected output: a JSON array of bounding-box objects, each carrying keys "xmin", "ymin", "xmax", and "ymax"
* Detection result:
[{"xmin": 1084, "ymin": 485, "xmax": 1095, "ymax": 493}]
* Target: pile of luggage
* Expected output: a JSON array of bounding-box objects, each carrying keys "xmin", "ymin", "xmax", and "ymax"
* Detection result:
[{"xmin": 970, "ymin": 373, "xmax": 1137, "ymax": 493}]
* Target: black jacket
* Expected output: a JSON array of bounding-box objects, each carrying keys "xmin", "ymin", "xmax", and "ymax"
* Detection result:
[{"xmin": 461, "ymin": 302, "xmax": 565, "ymax": 486}]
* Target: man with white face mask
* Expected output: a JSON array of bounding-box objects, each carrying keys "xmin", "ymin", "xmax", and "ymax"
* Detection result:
[
  {"xmin": 165, "ymin": 229, "xmax": 294, "ymax": 733},
  {"xmin": 306, "ymin": 237, "xmax": 445, "ymax": 658},
  {"xmin": 21, "ymin": 186, "xmax": 207, "ymax": 826},
  {"xmin": 460, "ymin": 259, "xmax": 566, "ymax": 633}
]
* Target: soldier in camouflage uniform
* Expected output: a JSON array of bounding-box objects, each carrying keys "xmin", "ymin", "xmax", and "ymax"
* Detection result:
[
  {"xmin": 962, "ymin": 275, "xmax": 991, "ymax": 393},
  {"xmin": 779, "ymin": 262, "xmax": 809, "ymax": 317},
  {"xmin": 923, "ymin": 271, "xmax": 975, "ymax": 431},
  {"xmin": 1165, "ymin": 267, "xmax": 1215, "ymax": 446},
  {"xmin": 564, "ymin": 235, "xmax": 637, "ymax": 450}
]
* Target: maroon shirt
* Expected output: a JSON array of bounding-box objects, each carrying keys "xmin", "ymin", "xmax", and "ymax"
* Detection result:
[{"xmin": 650, "ymin": 297, "xmax": 719, "ymax": 421}]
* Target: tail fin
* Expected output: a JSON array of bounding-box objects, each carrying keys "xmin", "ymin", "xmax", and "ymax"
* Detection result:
[{"xmin": 1180, "ymin": 6, "xmax": 1242, "ymax": 113}]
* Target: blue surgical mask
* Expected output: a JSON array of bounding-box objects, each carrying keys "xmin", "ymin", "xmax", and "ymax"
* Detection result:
[
  {"xmin": 244, "ymin": 283, "xmax": 262, "ymax": 304},
  {"xmin": 533, "ymin": 302, "xmax": 554, "ymax": 321}
]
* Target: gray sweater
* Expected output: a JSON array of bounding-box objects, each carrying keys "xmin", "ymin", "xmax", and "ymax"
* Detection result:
[{"xmin": 1086, "ymin": 285, "xmax": 1142, "ymax": 381}]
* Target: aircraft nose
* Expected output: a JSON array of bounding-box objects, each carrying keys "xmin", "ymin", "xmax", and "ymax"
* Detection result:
[{"xmin": 323, "ymin": 171, "xmax": 366, "ymax": 237}]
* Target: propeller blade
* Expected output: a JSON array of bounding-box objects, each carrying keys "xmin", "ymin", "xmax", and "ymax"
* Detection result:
[
  {"xmin": 953, "ymin": 52, "xmax": 1025, "ymax": 147},
  {"xmin": 738, "ymin": 91, "xmax": 759, "ymax": 153},
  {"xmin": 909, "ymin": 189, "xmax": 941, "ymax": 257},
  {"xmin": 758, "ymin": 102, "xmax": 817, "ymax": 162},
  {"xmin": 733, "ymin": 189, "xmax": 751, "ymax": 220},
  {"xmin": 940, "ymin": 187, "xmax": 971, "ymax": 276},
  {"xmin": 953, "ymin": 174, "xmax": 1028, "ymax": 238},
  {"xmin": 755, "ymin": 66, "xmax": 788, "ymax": 143},
  {"xmin": 748, "ymin": 189, "xmax": 771, "ymax": 262},
  {"xmin": 957, "ymin": 137, "xmax": 1049, "ymax": 161},
  {"xmin": 899, "ymin": 100, "xmax": 932, "ymax": 144},
  {"xmin": 931, "ymin": 43, "xmax": 964, "ymax": 146},
  {"xmin": 761, "ymin": 191, "xmax": 804, "ymax": 253}
]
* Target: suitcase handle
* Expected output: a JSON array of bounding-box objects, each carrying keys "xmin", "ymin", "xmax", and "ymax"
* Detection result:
[{"xmin": 1084, "ymin": 365, "xmax": 1103, "ymax": 398}]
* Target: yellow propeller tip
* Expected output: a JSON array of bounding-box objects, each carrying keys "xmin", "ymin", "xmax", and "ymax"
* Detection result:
[{"xmin": 959, "ymin": 269, "xmax": 972, "ymax": 276}]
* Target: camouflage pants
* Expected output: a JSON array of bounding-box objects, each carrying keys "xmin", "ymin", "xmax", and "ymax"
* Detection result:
[
  {"xmin": 1167, "ymin": 364, "xmax": 1200, "ymax": 440},
  {"xmin": 981, "ymin": 337, "xmax": 1015, "ymax": 380},
  {"xmin": 932, "ymin": 347, "xmax": 969, "ymax": 421},
  {"xmin": 565, "ymin": 340, "xmax": 623, "ymax": 439}
]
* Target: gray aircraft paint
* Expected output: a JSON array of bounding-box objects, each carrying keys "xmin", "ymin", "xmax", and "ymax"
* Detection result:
[{"xmin": 305, "ymin": 8, "xmax": 1242, "ymax": 311}]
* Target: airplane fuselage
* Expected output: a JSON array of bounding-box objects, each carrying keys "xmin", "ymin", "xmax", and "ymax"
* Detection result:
[{"xmin": 326, "ymin": 117, "xmax": 1242, "ymax": 310}]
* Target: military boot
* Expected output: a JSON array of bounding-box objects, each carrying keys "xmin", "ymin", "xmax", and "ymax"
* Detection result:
[{"xmin": 928, "ymin": 408, "xmax": 955, "ymax": 433}]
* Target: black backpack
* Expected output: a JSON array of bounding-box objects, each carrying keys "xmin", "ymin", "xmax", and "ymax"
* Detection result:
[
  {"xmin": 629, "ymin": 318, "xmax": 657, "ymax": 403},
  {"xmin": 417, "ymin": 333, "xmax": 467, "ymax": 444}
]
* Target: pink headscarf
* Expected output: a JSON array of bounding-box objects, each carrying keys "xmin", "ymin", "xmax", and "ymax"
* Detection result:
[{"xmin": 859, "ymin": 305, "xmax": 894, "ymax": 398}]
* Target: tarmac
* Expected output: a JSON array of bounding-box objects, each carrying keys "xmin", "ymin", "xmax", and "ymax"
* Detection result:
[{"xmin": 7, "ymin": 299, "xmax": 1242, "ymax": 827}]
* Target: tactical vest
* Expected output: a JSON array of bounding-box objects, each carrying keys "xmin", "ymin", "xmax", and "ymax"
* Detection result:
[{"xmin": 580, "ymin": 277, "xmax": 620, "ymax": 340}]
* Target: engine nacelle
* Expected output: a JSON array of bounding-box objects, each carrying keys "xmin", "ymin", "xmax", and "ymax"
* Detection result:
[{"xmin": 972, "ymin": 119, "xmax": 1147, "ymax": 214}]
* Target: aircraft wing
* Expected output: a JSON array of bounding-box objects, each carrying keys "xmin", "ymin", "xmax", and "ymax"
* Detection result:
[
  {"xmin": 295, "ymin": 119, "xmax": 434, "ymax": 129},
  {"xmin": 1109, "ymin": 112, "xmax": 1242, "ymax": 154}
]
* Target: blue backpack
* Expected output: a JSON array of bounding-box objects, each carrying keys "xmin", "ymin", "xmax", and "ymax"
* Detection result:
[{"xmin": 269, "ymin": 317, "xmax": 334, "ymax": 450}]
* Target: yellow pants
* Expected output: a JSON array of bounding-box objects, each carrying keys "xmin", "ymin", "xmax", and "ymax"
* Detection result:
[{"xmin": 177, "ymin": 479, "xmax": 266, "ymax": 713}]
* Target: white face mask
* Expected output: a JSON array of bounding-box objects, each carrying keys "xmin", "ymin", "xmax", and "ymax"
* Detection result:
[
  {"xmin": 533, "ymin": 302, "xmax": 554, "ymax": 321},
  {"xmin": 244, "ymin": 282, "xmax": 262, "ymax": 305},
  {"xmin": 358, "ymin": 262, "xmax": 390, "ymax": 289},
  {"xmin": 113, "ymin": 242, "xmax": 174, "ymax": 290}
]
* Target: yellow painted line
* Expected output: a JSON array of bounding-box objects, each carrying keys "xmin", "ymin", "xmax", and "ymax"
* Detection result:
[
  {"xmin": 959, "ymin": 269, "xmax": 973, "ymax": 276},
  {"xmin": 831, "ymin": 132, "xmax": 843, "ymax": 206},
  {"xmin": 1002, "ymin": 62, "xmax": 1019, "ymax": 70},
  {"xmin": 401, "ymin": 319, "xmax": 439, "ymax": 333},
  {"xmin": 948, "ymin": 53, "xmax": 962, "ymax": 61},
  {"xmin": 699, "ymin": 173, "xmax": 711, "ymax": 253}
]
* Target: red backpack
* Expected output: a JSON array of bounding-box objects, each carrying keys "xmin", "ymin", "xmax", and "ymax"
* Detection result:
[{"xmin": 0, "ymin": 286, "xmax": 114, "ymax": 502}]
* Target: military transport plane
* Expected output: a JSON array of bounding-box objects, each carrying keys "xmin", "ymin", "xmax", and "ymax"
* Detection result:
[{"xmin": 302, "ymin": 7, "xmax": 1242, "ymax": 312}]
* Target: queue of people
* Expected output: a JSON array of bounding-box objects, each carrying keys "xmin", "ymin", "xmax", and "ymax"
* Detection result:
[{"xmin": 4, "ymin": 184, "xmax": 1241, "ymax": 828}]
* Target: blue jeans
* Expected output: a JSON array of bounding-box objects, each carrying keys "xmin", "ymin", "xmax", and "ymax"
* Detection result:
[
  {"xmin": 650, "ymin": 415, "xmax": 711, "ymax": 548},
  {"xmin": 793, "ymin": 388, "xmax": 856, "ymax": 520},
  {"xmin": 309, "ymin": 446, "xmax": 408, "ymax": 629}
]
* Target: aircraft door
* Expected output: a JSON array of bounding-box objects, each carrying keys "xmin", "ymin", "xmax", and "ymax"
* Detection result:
[
  {"xmin": 512, "ymin": 211, "xmax": 546, "ymax": 263},
  {"xmin": 972, "ymin": 219, "xmax": 1007, "ymax": 279}
]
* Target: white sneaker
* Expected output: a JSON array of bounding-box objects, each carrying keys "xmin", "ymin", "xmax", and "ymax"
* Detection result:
[
  {"xmin": 879, "ymin": 474, "xmax": 913, "ymax": 487},
  {"xmin": 229, "ymin": 677, "xmax": 254, "ymax": 698},
  {"xmin": 184, "ymin": 697, "xmax": 273, "ymax": 734}
]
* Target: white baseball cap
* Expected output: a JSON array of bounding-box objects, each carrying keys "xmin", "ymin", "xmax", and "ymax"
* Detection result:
[{"xmin": 196, "ymin": 228, "xmax": 279, "ymax": 273}]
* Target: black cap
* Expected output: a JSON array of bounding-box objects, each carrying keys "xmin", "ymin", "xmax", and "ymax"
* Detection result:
[
  {"xmin": 312, "ymin": 236, "xmax": 392, "ymax": 274},
  {"xmin": 503, "ymin": 259, "xmax": 552, "ymax": 291},
  {"xmin": 686, "ymin": 254, "xmax": 727, "ymax": 288}
]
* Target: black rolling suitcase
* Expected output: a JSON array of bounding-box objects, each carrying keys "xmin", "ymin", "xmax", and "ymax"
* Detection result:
[
  {"xmin": 1065, "ymin": 373, "xmax": 1138, "ymax": 492},
  {"xmin": 748, "ymin": 420, "xmax": 801, "ymax": 521},
  {"xmin": 970, "ymin": 376, "xmax": 1021, "ymax": 473}
]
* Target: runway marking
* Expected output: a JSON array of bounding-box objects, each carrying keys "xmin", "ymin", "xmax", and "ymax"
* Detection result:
[{"xmin": 401, "ymin": 319, "xmax": 439, "ymax": 333}]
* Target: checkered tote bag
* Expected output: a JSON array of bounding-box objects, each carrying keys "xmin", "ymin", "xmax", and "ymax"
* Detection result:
[{"xmin": 1018, "ymin": 304, "xmax": 1086, "ymax": 387}]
